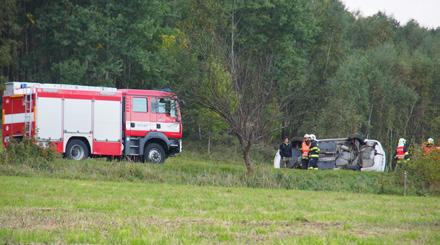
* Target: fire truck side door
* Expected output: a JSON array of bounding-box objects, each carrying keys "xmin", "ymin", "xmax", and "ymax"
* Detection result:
[
  {"xmin": 127, "ymin": 96, "xmax": 152, "ymax": 137},
  {"xmin": 151, "ymin": 97, "xmax": 179, "ymax": 134}
]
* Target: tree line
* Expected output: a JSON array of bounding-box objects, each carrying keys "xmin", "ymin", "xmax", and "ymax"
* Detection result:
[{"xmin": 1, "ymin": 0, "xmax": 440, "ymax": 171}]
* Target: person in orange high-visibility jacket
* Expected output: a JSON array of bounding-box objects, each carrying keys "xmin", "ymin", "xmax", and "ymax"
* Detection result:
[
  {"xmin": 301, "ymin": 134, "xmax": 311, "ymax": 169},
  {"xmin": 422, "ymin": 137, "xmax": 440, "ymax": 159},
  {"xmin": 423, "ymin": 138, "xmax": 435, "ymax": 155},
  {"xmin": 394, "ymin": 138, "xmax": 410, "ymax": 170}
]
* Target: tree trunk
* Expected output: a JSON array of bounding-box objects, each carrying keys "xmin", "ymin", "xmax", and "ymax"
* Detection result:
[
  {"xmin": 403, "ymin": 102, "xmax": 416, "ymax": 137},
  {"xmin": 242, "ymin": 142, "xmax": 253, "ymax": 174},
  {"xmin": 366, "ymin": 104, "xmax": 374, "ymax": 138},
  {"xmin": 281, "ymin": 116, "xmax": 288, "ymax": 139},
  {"xmin": 237, "ymin": 134, "xmax": 253, "ymax": 174},
  {"xmin": 198, "ymin": 124, "xmax": 202, "ymax": 141},
  {"xmin": 207, "ymin": 132, "xmax": 211, "ymax": 155}
]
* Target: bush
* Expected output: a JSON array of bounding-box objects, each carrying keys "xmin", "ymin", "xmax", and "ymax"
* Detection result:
[
  {"xmin": 0, "ymin": 139, "xmax": 59, "ymax": 170},
  {"xmin": 397, "ymin": 150, "xmax": 440, "ymax": 195}
]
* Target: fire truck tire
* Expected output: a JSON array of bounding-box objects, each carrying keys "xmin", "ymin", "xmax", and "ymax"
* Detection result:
[
  {"xmin": 144, "ymin": 143, "xmax": 166, "ymax": 164},
  {"xmin": 66, "ymin": 139, "xmax": 89, "ymax": 160}
]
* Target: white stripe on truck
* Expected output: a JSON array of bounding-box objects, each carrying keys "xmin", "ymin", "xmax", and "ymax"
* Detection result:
[
  {"xmin": 126, "ymin": 121, "xmax": 180, "ymax": 133},
  {"xmin": 4, "ymin": 113, "xmax": 34, "ymax": 124}
]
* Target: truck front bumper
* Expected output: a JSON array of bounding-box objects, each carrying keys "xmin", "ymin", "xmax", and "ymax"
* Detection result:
[{"xmin": 168, "ymin": 139, "xmax": 182, "ymax": 156}]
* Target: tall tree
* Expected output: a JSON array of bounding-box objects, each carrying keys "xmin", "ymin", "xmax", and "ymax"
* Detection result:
[
  {"xmin": 9, "ymin": 0, "xmax": 175, "ymax": 88},
  {"xmin": 0, "ymin": 0, "xmax": 20, "ymax": 88},
  {"xmin": 176, "ymin": 0, "xmax": 317, "ymax": 172}
]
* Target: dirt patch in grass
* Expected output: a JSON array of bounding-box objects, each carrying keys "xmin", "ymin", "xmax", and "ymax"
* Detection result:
[
  {"xmin": 0, "ymin": 208, "xmax": 338, "ymax": 230},
  {"xmin": 0, "ymin": 208, "xmax": 107, "ymax": 231},
  {"xmin": 0, "ymin": 214, "xmax": 437, "ymax": 244},
  {"xmin": 3, "ymin": 207, "xmax": 423, "ymax": 242}
]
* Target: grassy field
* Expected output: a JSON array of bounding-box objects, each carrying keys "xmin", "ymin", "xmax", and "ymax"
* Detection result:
[
  {"xmin": 0, "ymin": 152, "xmax": 415, "ymax": 196},
  {"xmin": 0, "ymin": 136, "xmax": 435, "ymax": 196},
  {"xmin": 1, "ymin": 175, "xmax": 439, "ymax": 244},
  {"xmin": 1, "ymin": 139, "xmax": 439, "ymax": 243}
]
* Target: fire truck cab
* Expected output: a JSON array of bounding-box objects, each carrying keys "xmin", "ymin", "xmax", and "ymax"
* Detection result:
[{"xmin": 2, "ymin": 82, "xmax": 182, "ymax": 163}]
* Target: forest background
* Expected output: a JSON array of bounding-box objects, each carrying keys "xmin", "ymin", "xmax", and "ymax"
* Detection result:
[{"xmin": 1, "ymin": 0, "xmax": 439, "ymax": 170}]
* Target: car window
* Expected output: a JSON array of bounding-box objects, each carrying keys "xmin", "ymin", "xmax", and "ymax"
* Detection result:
[{"xmin": 133, "ymin": 97, "xmax": 147, "ymax": 112}]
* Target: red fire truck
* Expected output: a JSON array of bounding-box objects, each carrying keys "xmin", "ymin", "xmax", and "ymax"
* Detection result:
[{"xmin": 2, "ymin": 82, "xmax": 182, "ymax": 163}]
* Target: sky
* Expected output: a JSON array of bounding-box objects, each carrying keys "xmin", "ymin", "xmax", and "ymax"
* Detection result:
[{"xmin": 341, "ymin": 0, "xmax": 440, "ymax": 28}]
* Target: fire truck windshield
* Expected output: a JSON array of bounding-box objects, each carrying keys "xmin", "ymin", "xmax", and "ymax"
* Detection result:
[{"xmin": 153, "ymin": 97, "xmax": 178, "ymax": 117}]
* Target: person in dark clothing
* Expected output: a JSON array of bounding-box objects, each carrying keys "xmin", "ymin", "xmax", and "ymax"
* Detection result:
[
  {"xmin": 279, "ymin": 136, "xmax": 292, "ymax": 168},
  {"xmin": 308, "ymin": 134, "xmax": 320, "ymax": 170}
]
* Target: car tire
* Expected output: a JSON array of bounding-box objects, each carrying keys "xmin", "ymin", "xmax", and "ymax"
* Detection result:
[
  {"xmin": 144, "ymin": 143, "xmax": 166, "ymax": 164},
  {"xmin": 66, "ymin": 139, "xmax": 89, "ymax": 160}
]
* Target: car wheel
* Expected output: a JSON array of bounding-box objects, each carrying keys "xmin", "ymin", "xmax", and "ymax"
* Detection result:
[
  {"xmin": 66, "ymin": 139, "xmax": 89, "ymax": 160},
  {"xmin": 144, "ymin": 143, "xmax": 166, "ymax": 164}
]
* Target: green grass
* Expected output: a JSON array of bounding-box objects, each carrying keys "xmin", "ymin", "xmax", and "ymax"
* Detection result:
[
  {"xmin": 0, "ymin": 152, "xmax": 416, "ymax": 196},
  {"xmin": 0, "ymin": 134, "xmax": 435, "ymax": 195},
  {"xmin": 1, "ymin": 139, "xmax": 439, "ymax": 243},
  {"xmin": 0, "ymin": 175, "xmax": 439, "ymax": 244}
]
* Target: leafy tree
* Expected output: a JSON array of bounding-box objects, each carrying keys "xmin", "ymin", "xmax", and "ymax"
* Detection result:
[
  {"xmin": 1, "ymin": 0, "xmax": 440, "ymax": 166},
  {"xmin": 0, "ymin": 0, "xmax": 20, "ymax": 87},
  {"xmin": 11, "ymin": 0, "xmax": 175, "ymax": 88},
  {"xmin": 175, "ymin": 0, "xmax": 317, "ymax": 172}
]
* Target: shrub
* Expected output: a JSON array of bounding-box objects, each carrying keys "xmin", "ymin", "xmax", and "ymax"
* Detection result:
[
  {"xmin": 397, "ymin": 150, "xmax": 440, "ymax": 195},
  {"xmin": 0, "ymin": 138, "xmax": 59, "ymax": 170}
]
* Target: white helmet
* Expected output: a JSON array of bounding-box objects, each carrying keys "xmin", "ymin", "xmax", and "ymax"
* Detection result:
[
  {"xmin": 428, "ymin": 138, "xmax": 434, "ymax": 144},
  {"xmin": 398, "ymin": 138, "xmax": 406, "ymax": 147},
  {"xmin": 310, "ymin": 134, "xmax": 317, "ymax": 141},
  {"xmin": 304, "ymin": 134, "xmax": 310, "ymax": 139}
]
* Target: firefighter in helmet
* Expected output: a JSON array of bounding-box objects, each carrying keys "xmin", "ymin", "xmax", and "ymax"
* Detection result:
[
  {"xmin": 308, "ymin": 134, "xmax": 320, "ymax": 170},
  {"xmin": 423, "ymin": 137, "xmax": 435, "ymax": 155},
  {"xmin": 394, "ymin": 138, "xmax": 410, "ymax": 170}
]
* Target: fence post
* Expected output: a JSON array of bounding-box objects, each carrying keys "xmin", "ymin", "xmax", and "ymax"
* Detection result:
[{"xmin": 403, "ymin": 171, "xmax": 407, "ymax": 196}]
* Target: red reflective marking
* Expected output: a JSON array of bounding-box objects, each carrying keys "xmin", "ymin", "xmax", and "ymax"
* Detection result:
[
  {"xmin": 93, "ymin": 141, "xmax": 122, "ymax": 156},
  {"xmin": 3, "ymin": 122, "xmax": 36, "ymax": 137},
  {"xmin": 119, "ymin": 89, "xmax": 175, "ymax": 97},
  {"xmin": 48, "ymin": 141, "xmax": 64, "ymax": 153}
]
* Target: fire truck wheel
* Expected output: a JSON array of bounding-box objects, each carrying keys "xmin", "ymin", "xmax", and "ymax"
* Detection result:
[
  {"xmin": 66, "ymin": 139, "xmax": 89, "ymax": 160},
  {"xmin": 144, "ymin": 143, "xmax": 166, "ymax": 164}
]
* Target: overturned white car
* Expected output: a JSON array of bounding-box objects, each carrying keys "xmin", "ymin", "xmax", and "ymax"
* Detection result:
[{"xmin": 274, "ymin": 136, "xmax": 386, "ymax": 172}]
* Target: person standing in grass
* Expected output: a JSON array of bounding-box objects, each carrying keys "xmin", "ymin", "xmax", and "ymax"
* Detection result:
[
  {"xmin": 394, "ymin": 138, "xmax": 410, "ymax": 170},
  {"xmin": 308, "ymin": 134, "xmax": 320, "ymax": 170},
  {"xmin": 279, "ymin": 136, "xmax": 293, "ymax": 168},
  {"xmin": 301, "ymin": 134, "xmax": 311, "ymax": 169}
]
